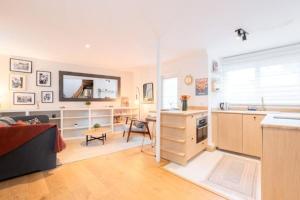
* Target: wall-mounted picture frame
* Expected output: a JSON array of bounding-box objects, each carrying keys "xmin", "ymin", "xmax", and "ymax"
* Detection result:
[
  {"xmin": 10, "ymin": 58, "xmax": 32, "ymax": 73},
  {"xmin": 10, "ymin": 74, "xmax": 26, "ymax": 91},
  {"xmin": 143, "ymin": 82, "xmax": 154, "ymax": 103},
  {"xmin": 36, "ymin": 71, "xmax": 51, "ymax": 87},
  {"xmin": 41, "ymin": 91, "xmax": 53, "ymax": 103},
  {"xmin": 195, "ymin": 78, "xmax": 208, "ymax": 96},
  {"xmin": 13, "ymin": 92, "xmax": 35, "ymax": 105}
]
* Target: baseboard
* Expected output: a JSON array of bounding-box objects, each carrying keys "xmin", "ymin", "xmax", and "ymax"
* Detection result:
[{"xmin": 206, "ymin": 144, "xmax": 217, "ymax": 152}]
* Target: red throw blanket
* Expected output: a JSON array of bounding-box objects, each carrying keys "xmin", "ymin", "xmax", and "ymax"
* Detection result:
[{"xmin": 0, "ymin": 124, "xmax": 66, "ymax": 157}]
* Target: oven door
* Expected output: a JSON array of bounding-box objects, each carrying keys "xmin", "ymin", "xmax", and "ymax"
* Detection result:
[{"xmin": 196, "ymin": 125, "xmax": 208, "ymax": 143}]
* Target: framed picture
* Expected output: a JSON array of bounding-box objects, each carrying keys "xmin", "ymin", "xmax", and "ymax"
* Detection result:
[
  {"xmin": 10, "ymin": 74, "xmax": 26, "ymax": 91},
  {"xmin": 143, "ymin": 82, "xmax": 154, "ymax": 103},
  {"xmin": 10, "ymin": 58, "xmax": 32, "ymax": 73},
  {"xmin": 41, "ymin": 91, "xmax": 54, "ymax": 103},
  {"xmin": 13, "ymin": 92, "xmax": 35, "ymax": 105},
  {"xmin": 195, "ymin": 78, "xmax": 208, "ymax": 96},
  {"xmin": 36, "ymin": 71, "xmax": 51, "ymax": 87}
]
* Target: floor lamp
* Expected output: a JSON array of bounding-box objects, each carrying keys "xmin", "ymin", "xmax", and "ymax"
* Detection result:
[{"xmin": 135, "ymin": 87, "xmax": 141, "ymax": 120}]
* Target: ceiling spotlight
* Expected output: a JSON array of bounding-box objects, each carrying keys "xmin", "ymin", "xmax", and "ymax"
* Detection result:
[
  {"xmin": 235, "ymin": 28, "xmax": 249, "ymax": 41},
  {"xmin": 85, "ymin": 44, "xmax": 91, "ymax": 48}
]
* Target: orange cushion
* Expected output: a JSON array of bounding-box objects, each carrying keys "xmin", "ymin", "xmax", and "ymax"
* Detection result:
[{"xmin": 14, "ymin": 120, "xmax": 28, "ymax": 126}]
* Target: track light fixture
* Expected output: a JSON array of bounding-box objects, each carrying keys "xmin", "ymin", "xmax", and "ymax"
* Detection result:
[{"xmin": 235, "ymin": 28, "xmax": 248, "ymax": 41}]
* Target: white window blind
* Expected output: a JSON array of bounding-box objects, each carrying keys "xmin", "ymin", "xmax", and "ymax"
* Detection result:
[
  {"xmin": 221, "ymin": 44, "xmax": 300, "ymax": 106},
  {"xmin": 162, "ymin": 77, "xmax": 178, "ymax": 109}
]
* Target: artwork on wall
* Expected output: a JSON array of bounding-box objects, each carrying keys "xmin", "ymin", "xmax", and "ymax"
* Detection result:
[
  {"xmin": 13, "ymin": 92, "xmax": 35, "ymax": 105},
  {"xmin": 41, "ymin": 91, "xmax": 54, "ymax": 103},
  {"xmin": 36, "ymin": 71, "xmax": 51, "ymax": 87},
  {"xmin": 212, "ymin": 60, "xmax": 219, "ymax": 72},
  {"xmin": 143, "ymin": 82, "xmax": 154, "ymax": 103},
  {"xmin": 10, "ymin": 74, "xmax": 26, "ymax": 91},
  {"xmin": 195, "ymin": 78, "xmax": 208, "ymax": 96},
  {"xmin": 10, "ymin": 58, "xmax": 32, "ymax": 73},
  {"xmin": 121, "ymin": 97, "xmax": 129, "ymax": 107}
]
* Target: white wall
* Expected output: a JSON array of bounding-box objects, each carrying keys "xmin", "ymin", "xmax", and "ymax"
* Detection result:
[
  {"xmin": 0, "ymin": 54, "xmax": 134, "ymax": 110},
  {"xmin": 132, "ymin": 67, "xmax": 157, "ymax": 118},
  {"xmin": 162, "ymin": 50, "xmax": 209, "ymax": 106},
  {"xmin": 133, "ymin": 50, "xmax": 209, "ymax": 118}
]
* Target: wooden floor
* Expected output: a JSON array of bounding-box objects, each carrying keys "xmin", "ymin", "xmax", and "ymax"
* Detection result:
[{"xmin": 0, "ymin": 147, "xmax": 225, "ymax": 200}]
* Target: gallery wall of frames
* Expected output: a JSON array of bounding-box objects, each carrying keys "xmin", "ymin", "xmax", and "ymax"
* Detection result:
[
  {"xmin": 10, "ymin": 58, "xmax": 53, "ymax": 105},
  {"xmin": 0, "ymin": 55, "xmax": 134, "ymax": 109}
]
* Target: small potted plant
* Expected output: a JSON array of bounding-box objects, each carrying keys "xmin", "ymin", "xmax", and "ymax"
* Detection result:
[
  {"xmin": 93, "ymin": 123, "xmax": 101, "ymax": 129},
  {"xmin": 180, "ymin": 95, "xmax": 190, "ymax": 111},
  {"xmin": 85, "ymin": 101, "xmax": 91, "ymax": 107}
]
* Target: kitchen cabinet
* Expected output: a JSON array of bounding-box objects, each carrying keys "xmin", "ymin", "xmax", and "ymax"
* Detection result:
[
  {"xmin": 217, "ymin": 113, "xmax": 243, "ymax": 153},
  {"xmin": 160, "ymin": 110, "xmax": 208, "ymax": 165},
  {"xmin": 242, "ymin": 114, "xmax": 264, "ymax": 157},
  {"xmin": 211, "ymin": 113, "xmax": 218, "ymax": 146},
  {"xmin": 262, "ymin": 127, "xmax": 300, "ymax": 200},
  {"xmin": 213, "ymin": 111, "xmax": 265, "ymax": 157}
]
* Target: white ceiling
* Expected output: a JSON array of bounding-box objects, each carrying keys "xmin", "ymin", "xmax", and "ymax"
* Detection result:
[{"xmin": 0, "ymin": 0, "xmax": 300, "ymax": 69}]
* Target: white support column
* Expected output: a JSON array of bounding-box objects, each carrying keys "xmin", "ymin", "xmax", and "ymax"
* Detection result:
[{"xmin": 155, "ymin": 39, "xmax": 161, "ymax": 163}]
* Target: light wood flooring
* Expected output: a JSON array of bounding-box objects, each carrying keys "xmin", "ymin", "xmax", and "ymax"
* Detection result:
[{"xmin": 0, "ymin": 147, "xmax": 225, "ymax": 200}]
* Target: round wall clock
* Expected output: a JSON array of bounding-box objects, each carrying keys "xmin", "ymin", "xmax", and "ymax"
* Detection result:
[{"xmin": 184, "ymin": 75, "xmax": 193, "ymax": 85}]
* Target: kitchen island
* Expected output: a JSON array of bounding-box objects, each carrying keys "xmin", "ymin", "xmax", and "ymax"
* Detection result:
[
  {"xmin": 261, "ymin": 113, "xmax": 300, "ymax": 200},
  {"xmin": 160, "ymin": 110, "xmax": 208, "ymax": 165}
]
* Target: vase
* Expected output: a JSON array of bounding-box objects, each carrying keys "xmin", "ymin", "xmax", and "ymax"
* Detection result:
[{"xmin": 182, "ymin": 100, "xmax": 188, "ymax": 111}]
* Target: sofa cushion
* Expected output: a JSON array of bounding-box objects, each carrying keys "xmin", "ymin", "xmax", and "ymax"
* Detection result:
[
  {"xmin": 0, "ymin": 121, "xmax": 9, "ymax": 127},
  {"xmin": 134, "ymin": 121, "xmax": 145, "ymax": 129},
  {"xmin": 12, "ymin": 115, "xmax": 49, "ymax": 123},
  {"xmin": 123, "ymin": 124, "xmax": 146, "ymax": 132},
  {"xmin": 0, "ymin": 117, "xmax": 16, "ymax": 125}
]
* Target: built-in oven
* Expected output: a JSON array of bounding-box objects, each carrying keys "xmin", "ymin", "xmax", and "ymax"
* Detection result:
[{"xmin": 196, "ymin": 116, "xmax": 208, "ymax": 143}]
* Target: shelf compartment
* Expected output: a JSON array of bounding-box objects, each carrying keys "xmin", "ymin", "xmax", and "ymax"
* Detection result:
[
  {"xmin": 91, "ymin": 115, "xmax": 112, "ymax": 118},
  {"xmin": 61, "ymin": 126, "xmax": 89, "ymax": 130}
]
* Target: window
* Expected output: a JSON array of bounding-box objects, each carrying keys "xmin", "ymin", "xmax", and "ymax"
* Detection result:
[
  {"xmin": 221, "ymin": 44, "xmax": 300, "ymax": 106},
  {"xmin": 162, "ymin": 77, "xmax": 178, "ymax": 109}
]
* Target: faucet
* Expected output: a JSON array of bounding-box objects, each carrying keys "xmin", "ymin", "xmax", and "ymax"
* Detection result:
[{"xmin": 261, "ymin": 96, "xmax": 266, "ymax": 111}]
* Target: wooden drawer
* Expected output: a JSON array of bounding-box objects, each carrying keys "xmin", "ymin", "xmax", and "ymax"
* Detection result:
[
  {"xmin": 161, "ymin": 149, "xmax": 186, "ymax": 165},
  {"xmin": 161, "ymin": 115, "xmax": 186, "ymax": 127},
  {"xmin": 161, "ymin": 139, "xmax": 185, "ymax": 154},
  {"xmin": 161, "ymin": 127, "xmax": 186, "ymax": 141}
]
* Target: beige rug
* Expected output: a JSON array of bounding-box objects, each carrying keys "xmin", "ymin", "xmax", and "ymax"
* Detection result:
[
  {"xmin": 58, "ymin": 132, "xmax": 151, "ymax": 164},
  {"xmin": 164, "ymin": 151, "xmax": 260, "ymax": 200},
  {"xmin": 205, "ymin": 155, "xmax": 258, "ymax": 200}
]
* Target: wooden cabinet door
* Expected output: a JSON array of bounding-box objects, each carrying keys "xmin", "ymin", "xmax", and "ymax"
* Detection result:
[
  {"xmin": 242, "ymin": 114, "xmax": 264, "ymax": 157},
  {"xmin": 211, "ymin": 113, "xmax": 218, "ymax": 146},
  {"xmin": 218, "ymin": 113, "xmax": 243, "ymax": 153}
]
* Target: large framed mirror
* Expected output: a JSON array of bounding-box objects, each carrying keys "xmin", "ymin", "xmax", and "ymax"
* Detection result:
[{"xmin": 59, "ymin": 71, "xmax": 121, "ymax": 101}]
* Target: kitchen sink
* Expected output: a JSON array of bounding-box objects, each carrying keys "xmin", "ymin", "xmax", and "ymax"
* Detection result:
[{"xmin": 273, "ymin": 116, "xmax": 300, "ymax": 120}]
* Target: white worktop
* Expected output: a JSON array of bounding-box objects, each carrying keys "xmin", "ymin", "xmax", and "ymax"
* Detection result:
[
  {"xmin": 261, "ymin": 113, "xmax": 300, "ymax": 130},
  {"xmin": 211, "ymin": 108, "xmax": 279, "ymax": 115},
  {"xmin": 161, "ymin": 110, "xmax": 207, "ymax": 116}
]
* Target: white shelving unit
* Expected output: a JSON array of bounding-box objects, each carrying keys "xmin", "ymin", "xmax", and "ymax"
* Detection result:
[{"xmin": 0, "ymin": 107, "xmax": 138, "ymax": 140}]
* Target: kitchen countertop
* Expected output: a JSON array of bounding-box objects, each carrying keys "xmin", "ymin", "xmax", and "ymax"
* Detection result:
[
  {"xmin": 161, "ymin": 110, "xmax": 207, "ymax": 116},
  {"xmin": 211, "ymin": 109, "xmax": 279, "ymax": 115},
  {"xmin": 261, "ymin": 113, "xmax": 300, "ymax": 130}
]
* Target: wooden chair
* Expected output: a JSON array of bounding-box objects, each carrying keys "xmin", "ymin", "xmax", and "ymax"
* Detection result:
[{"xmin": 123, "ymin": 117, "xmax": 151, "ymax": 143}]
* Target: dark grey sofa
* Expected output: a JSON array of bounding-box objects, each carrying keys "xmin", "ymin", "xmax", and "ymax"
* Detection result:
[{"xmin": 0, "ymin": 115, "xmax": 57, "ymax": 181}]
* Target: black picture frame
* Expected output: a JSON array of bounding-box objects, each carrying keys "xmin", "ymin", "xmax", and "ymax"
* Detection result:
[
  {"xmin": 143, "ymin": 82, "xmax": 154, "ymax": 104},
  {"xmin": 59, "ymin": 71, "xmax": 121, "ymax": 102},
  {"xmin": 13, "ymin": 92, "xmax": 35, "ymax": 105},
  {"xmin": 10, "ymin": 58, "xmax": 33, "ymax": 73},
  {"xmin": 41, "ymin": 91, "xmax": 54, "ymax": 103},
  {"xmin": 36, "ymin": 71, "xmax": 51, "ymax": 87}
]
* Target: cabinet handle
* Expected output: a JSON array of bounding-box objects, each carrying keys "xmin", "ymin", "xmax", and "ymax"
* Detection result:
[{"xmin": 254, "ymin": 116, "xmax": 256, "ymax": 120}]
